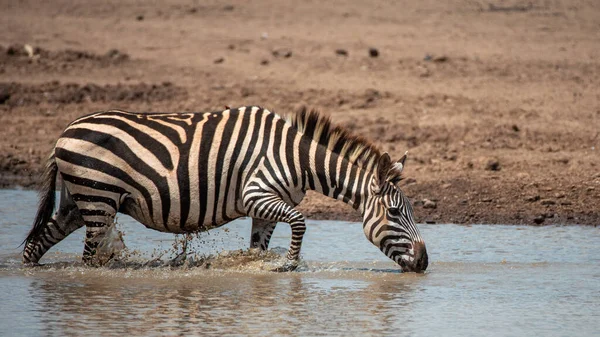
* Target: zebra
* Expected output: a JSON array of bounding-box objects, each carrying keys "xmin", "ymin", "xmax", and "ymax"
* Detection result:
[{"xmin": 22, "ymin": 106, "xmax": 428, "ymax": 272}]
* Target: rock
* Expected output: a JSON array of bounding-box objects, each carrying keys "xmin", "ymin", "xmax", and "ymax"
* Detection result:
[
  {"xmin": 433, "ymin": 55, "xmax": 448, "ymax": 63},
  {"xmin": 425, "ymin": 220, "xmax": 436, "ymax": 224},
  {"xmin": 368, "ymin": 48, "xmax": 379, "ymax": 58},
  {"xmin": 260, "ymin": 59, "xmax": 269, "ymax": 65},
  {"xmin": 540, "ymin": 199, "xmax": 556, "ymax": 206},
  {"xmin": 485, "ymin": 159, "xmax": 501, "ymax": 171},
  {"xmin": 481, "ymin": 198, "xmax": 493, "ymax": 203},
  {"xmin": 23, "ymin": 44, "xmax": 35, "ymax": 58},
  {"xmin": 136, "ymin": 15, "xmax": 144, "ymax": 21},
  {"xmin": 525, "ymin": 195, "xmax": 540, "ymax": 202},
  {"xmin": 441, "ymin": 183, "xmax": 452, "ymax": 189},
  {"xmin": 533, "ymin": 215, "xmax": 545, "ymax": 225},
  {"xmin": 272, "ymin": 48, "xmax": 292, "ymax": 58},
  {"xmin": 223, "ymin": 5, "xmax": 235, "ymax": 11},
  {"xmin": 0, "ymin": 91, "xmax": 10, "ymax": 105},
  {"xmin": 512, "ymin": 124, "xmax": 520, "ymax": 132},
  {"xmin": 404, "ymin": 177, "xmax": 417, "ymax": 185},
  {"xmin": 335, "ymin": 49, "xmax": 348, "ymax": 56},
  {"xmin": 423, "ymin": 199, "xmax": 437, "ymax": 209},
  {"xmin": 213, "ymin": 57, "xmax": 224, "ymax": 64}
]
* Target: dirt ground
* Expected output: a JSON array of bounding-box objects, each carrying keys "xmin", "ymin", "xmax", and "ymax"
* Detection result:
[{"xmin": 1, "ymin": 0, "xmax": 599, "ymax": 225}]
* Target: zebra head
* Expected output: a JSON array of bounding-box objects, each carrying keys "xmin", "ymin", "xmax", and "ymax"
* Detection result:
[{"xmin": 362, "ymin": 152, "xmax": 428, "ymax": 273}]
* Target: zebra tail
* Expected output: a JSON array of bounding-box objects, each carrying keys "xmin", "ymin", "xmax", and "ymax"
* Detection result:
[{"xmin": 22, "ymin": 153, "xmax": 58, "ymax": 248}]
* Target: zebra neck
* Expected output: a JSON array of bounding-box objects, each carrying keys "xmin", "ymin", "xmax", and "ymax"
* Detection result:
[{"xmin": 305, "ymin": 149, "xmax": 372, "ymax": 214}]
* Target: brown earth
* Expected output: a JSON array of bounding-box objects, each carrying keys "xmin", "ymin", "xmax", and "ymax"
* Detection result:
[{"xmin": 1, "ymin": 0, "xmax": 599, "ymax": 225}]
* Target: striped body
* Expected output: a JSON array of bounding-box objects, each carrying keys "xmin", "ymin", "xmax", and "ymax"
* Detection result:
[
  {"xmin": 56, "ymin": 106, "xmax": 302, "ymax": 233},
  {"xmin": 23, "ymin": 106, "xmax": 428, "ymax": 272}
]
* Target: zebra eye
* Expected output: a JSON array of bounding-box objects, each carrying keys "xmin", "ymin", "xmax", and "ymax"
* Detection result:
[{"xmin": 388, "ymin": 207, "xmax": 401, "ymax": 217}]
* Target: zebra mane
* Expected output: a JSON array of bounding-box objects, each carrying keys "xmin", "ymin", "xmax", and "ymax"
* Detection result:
[{"xmin": 285, "ymin": 107, "xmax": 402, "ymax": 181}]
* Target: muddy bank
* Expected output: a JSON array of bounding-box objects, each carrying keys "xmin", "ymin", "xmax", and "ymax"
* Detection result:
[{"xmin": 1, "ymin": 0, "xmax": 598, "ymax": 225}]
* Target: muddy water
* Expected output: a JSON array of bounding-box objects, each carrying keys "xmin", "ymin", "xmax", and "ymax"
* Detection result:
[{"xmin": 0, "ymin": 190, "xmax": 598, "ymax": 336}]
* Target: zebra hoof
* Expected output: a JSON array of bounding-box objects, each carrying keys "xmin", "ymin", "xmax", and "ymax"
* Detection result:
[
  {"xmin": 23, "ymin": 261, "xmax": 42, "ymax": 268},
  {"xmin": 272, "ymin": 260, "xmax": 298, "ymax": 272}
]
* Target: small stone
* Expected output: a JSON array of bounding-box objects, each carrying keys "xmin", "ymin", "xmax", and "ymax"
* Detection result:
[
  {"xmin": 425, "ymin": 220, "xmax": 436, "ymax": 224},
  {"xmin": 260, "ymin": 59, "xmax": 269, "ymax": 65},
  {"xmin": 485, "ymin": 159, "xmax": 501, "ymax": 171},
  {"xmin": 0, "ymin": 91, "xmax": 10, "ymax": 105},
  {"xmin": 512, "ymin": 124, "xmax": 520, "ymax": 132},
  {"xmin": 368, "ymin": 48, "xmax": 379, "ymax": 58},
  {"xmin": 423, "ymin": 199, "xmax": 437, "ymax": 209},
  {"xmin": 272, "ymin": 48, "xmax": 292, "ymax": 58},
  {"xmin": 404, "ymin": 177, "xmax": 417, "ymax": 185},
  {"xmin": 540, "ymin": 199, "xmax": 556, "ymax": 206},
  {"xmin": 481, "ymin": 198, "xmax": 493, "ymax": 203},
  {"xmin": 136, "ymin": 15, "xmax": 144, "ymax": 21},
  {"xmin": 335, "ymin": 49, "xmax": 348, "ymax": 56},
  {"xmin": 560, "ymin": 201, "xmax": 572, "ymax": 206},
  {"xmin": 525, "ymin": 195, "xmax": 540, "ymax": 202},
  {"xmin": 533, "ymin": 215, "xmax": 545, "ymax": 225},
  {"xmin": 223, "ymin": 5, "xmax": 235, "ymax": 11},
  {"xmin": 441, "ymin": 183, "xmax": 452, "ymax": 189},
  {"xmin": 432, "ymin": 55, "xmax": 448, "ymax": 63},
  {"xmin": 213, "ymin": 57, "xmax": 224, "ymax": 64}
]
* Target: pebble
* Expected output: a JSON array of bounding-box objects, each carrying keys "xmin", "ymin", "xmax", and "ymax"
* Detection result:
[
  {"xmin": 423, "ymin": 199, "xmax": 437, "ymax": 209},
  {"xmin": 533, "ymin": 215, "xmax": 546, "ymax": 225},
  {"xmin": 335, "ymin": 49, "xmax": 348, "ymax": 56},
  {"xmin": 540, "ymin": 199, "xmax": 556, "ymax": 206},
  {"xmin": 485, "ymin": 159, "xmax": 501, "ymax": 171},
  {"xmin": 136, "ymin": 15, "xmax": 144, "ymax": 21},
  {"xmin": 368, "ymin": 48, "xmax": 379, "ymax": 58},
  {"xmin": 525, "ymin": 195, "xmax": 540, "ymax": 202},
  {"xmin": 213, "ymin": 57, "xmax": 224, "ymax": 64},
  {"xmin": 272, "ymin": 48, "xmax": 292, "ymax": 58}
]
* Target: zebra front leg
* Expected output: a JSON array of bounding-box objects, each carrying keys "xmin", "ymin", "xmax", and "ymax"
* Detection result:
[
  {"xmin": 244, "ymin": 195, "xmax": 306, "ymax": 272},
  {"xmin": 250, "ymin": 219, "xmax": 277, "ymax": 251}
]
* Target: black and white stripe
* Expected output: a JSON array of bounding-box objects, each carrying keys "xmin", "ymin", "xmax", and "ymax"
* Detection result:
[{"xmin": 23, "ymin": 106, "xmax": 427, "ymax": 272}]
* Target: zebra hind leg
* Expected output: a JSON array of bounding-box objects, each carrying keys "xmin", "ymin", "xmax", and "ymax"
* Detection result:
[
  {"xmin": 23, "ymin": 186, "xmax": 85, "ymax": 265},
  {"xmin": 74, "ymin": 196, "xmax": 123, "ymax": 266},
  {"xmin": 81, "ymin": 213, "xmax": 121, "ymax": 267},
  {"xmin": 250, "ymin": 219, "xmax": 277, "ymax": 251}
]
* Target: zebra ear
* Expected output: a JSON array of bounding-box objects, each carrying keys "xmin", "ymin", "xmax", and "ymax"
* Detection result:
[
  {"xmin": 374, "ymin": 152, "xmax": 392, "ymax": 192},
  {"xmin": 392, "ymin": 151, "xmax": 408, "ymax": 174}
]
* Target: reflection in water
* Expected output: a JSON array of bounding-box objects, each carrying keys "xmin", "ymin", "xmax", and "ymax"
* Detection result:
[
  {"xmin": 26, "ymin": 268, "xmax": 423, "ymax": 336},
  {"xmin": 1, "ymin": 190, "xmax": 599, "ymax": 337}
]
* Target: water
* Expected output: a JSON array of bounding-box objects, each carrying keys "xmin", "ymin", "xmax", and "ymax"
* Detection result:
[{"xmin": 0, "ymin": 189, "xmax": 599, "ymax": 337}]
